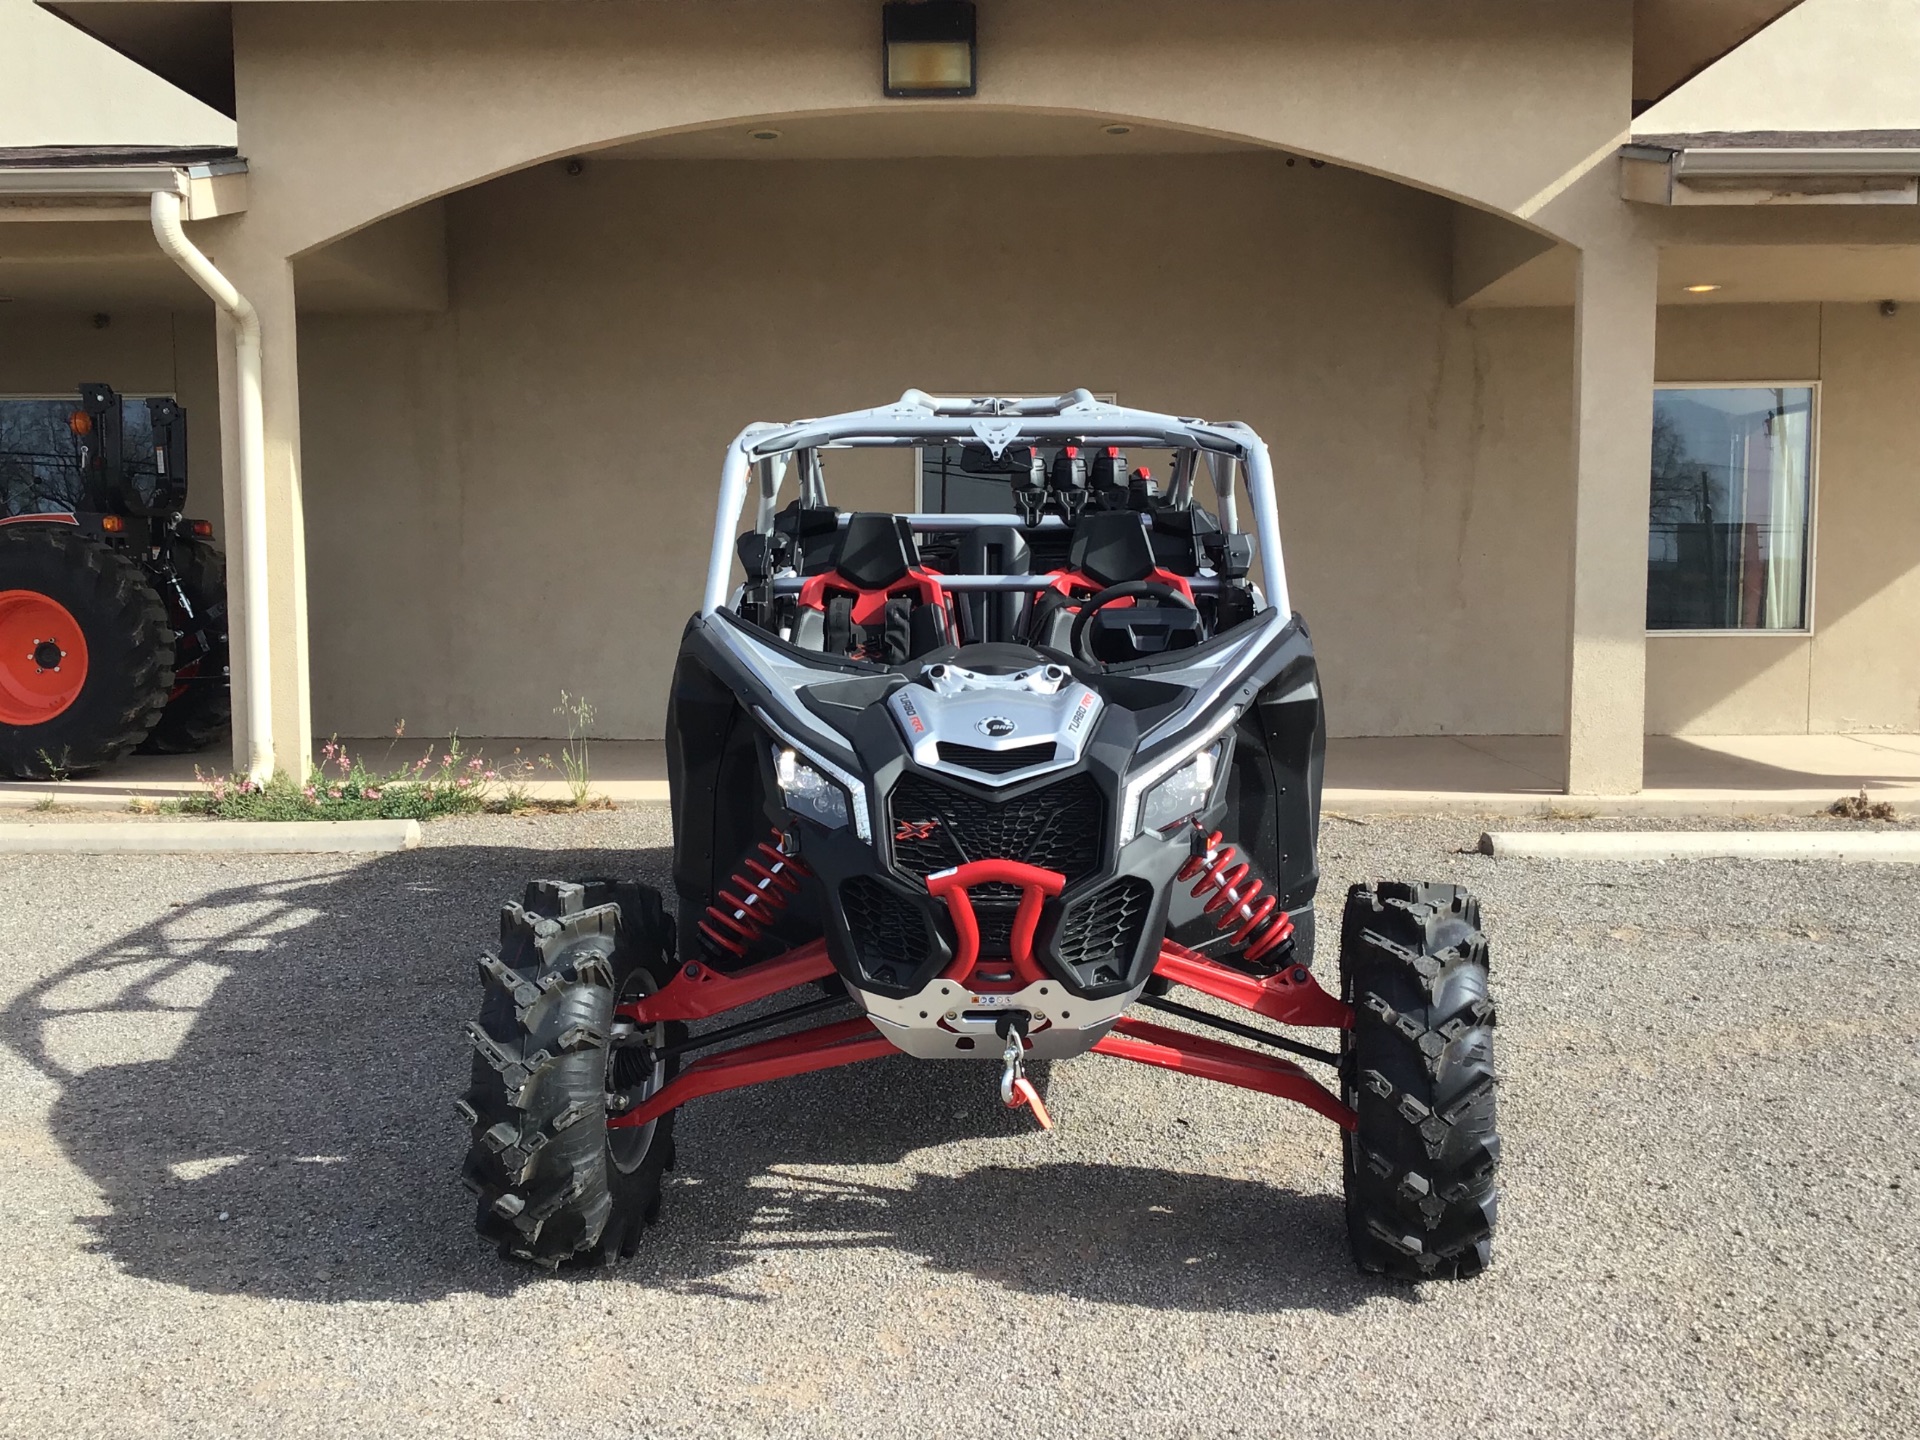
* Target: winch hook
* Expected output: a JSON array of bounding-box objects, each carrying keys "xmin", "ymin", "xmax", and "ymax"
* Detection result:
[{"xmin": 996, "ymin": 1014, "xmax": 1053, "ymax": 1131}]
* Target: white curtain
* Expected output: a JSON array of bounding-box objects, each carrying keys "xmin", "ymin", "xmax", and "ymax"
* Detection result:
[{"xmin": 1762, "ymin": 395, "xmax": 1810, "ymax": 630}]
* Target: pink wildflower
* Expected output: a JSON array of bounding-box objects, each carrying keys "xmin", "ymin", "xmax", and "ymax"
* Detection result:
[
  {"xmin": 362, "ymin": 786, "xmax": 380, "ymax": 800},
  {"xmin": 456, "ymin": 776, "xmax": 470, "ymax": 789},
  {"xmin": 303, "ymin": 785, "xmax": 317, "ymax": 800},
  {"xmin": 328, "ymin": 786, "xmax": 343, "ymax": 800}
]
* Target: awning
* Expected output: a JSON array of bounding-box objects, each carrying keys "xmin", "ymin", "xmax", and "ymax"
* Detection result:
[
  {"xmin": 0, "ymin": 145, "xmax": 247, "ymax": 222},
  {"xmin": 1623, "ymin": 130, "xmax": 1920, "ymax": 206}
]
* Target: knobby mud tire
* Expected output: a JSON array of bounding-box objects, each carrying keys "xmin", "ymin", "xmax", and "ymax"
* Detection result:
[
  {"xmin": 1338, "ymin": 880, "xmax": 1501, "ymax": 1280},
  {"xmin": 461, "ymin": 879, "xmax": 682, "ymax": 1267}
]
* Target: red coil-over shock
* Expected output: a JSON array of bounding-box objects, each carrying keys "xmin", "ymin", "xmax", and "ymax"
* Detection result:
[
  {"xmin": 1176, "ymin": 826, "xmax": 1296, "ymax": 966},
  {"xmin": 698, "ymin": 828, "xmax": 811, "ymax": 961}
]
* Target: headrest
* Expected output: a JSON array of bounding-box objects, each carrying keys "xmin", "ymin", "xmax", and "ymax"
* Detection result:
[
  {"xmin": 834, "ymin": 512, "xmax": 920, "ymax": 590},
  {"xmin": 1068, "ymin": 511, "xmax": 1157, "ymax": 587}
]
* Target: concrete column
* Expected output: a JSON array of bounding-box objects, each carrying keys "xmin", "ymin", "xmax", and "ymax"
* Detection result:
[
  {"xmin": 1564, "ymin": 234, "xmax": 1658, "ymax": 794},
  {"xmin": 212, "ymin": 251, "xmax": 312, "ymax": 780}
]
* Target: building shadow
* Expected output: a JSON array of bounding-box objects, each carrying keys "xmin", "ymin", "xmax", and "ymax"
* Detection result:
[
  {"xmin": 1645, "ymin": 734, "xmax": 1920, "ymax": 792},
  {"xmin": 0, "ymin": 843, "xmax": 1378, "ymax": 1316}
]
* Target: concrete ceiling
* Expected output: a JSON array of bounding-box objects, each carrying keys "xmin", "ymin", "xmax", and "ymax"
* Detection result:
[
  {"xmin": 0, "ymin": 221, "xmax": 203, "ymax": 308},
  {"xmin": 1633, "ymin": 0, "xmax": 1809, "ymax": 109},
  {"xmin": 1458, "ymin": 237, "xmax": 1920, "ymax": 309},
  {"xmin": 596, "ymin": 110, "xmax": 1265, "ymax": 162}
]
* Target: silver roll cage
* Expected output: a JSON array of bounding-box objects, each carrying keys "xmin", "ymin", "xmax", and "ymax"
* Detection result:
[{"xmin": 702, "ymin": 388, "xmax": 1290, "ymax": 619}]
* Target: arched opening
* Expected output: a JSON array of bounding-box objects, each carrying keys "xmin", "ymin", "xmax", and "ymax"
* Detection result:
[{"xmin": 290, "ymin": 110, "xmax": 1573, "ymax": 747}]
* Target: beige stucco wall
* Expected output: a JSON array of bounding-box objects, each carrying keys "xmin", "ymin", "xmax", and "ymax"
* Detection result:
[
  {"xmin": 223, "ymin": 0, "xmax": 1632, "ymax": 262},
  {"xmin": 1634, "ymin": 0, "xmax": 1920, "ymax": 136},
  {"xmin": 1646, "ymin": 301, "xmax": 1920, "ymax": 735},
  {"xmin": 0, "ymin": 0, "xmax": 235, "ymax": 148},
  {"xmin": 294, "ymin": 153, "xmax": 1578, "ymax": 740}
]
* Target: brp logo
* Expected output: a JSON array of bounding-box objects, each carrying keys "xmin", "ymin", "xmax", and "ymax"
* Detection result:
[{"xmin": 976, "ymin": 716, "xmax": 1016, "ymax": 738}]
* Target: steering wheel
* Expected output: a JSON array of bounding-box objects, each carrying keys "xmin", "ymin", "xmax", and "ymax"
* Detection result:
[{"xmin": 1068, "ymin": 581, "xmax": 1199, "ymax": 663}]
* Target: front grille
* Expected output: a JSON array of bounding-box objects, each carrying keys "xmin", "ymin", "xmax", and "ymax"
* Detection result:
[
  {"xmin": 972, "ymin": 879, "xmax": 1022, "ymax": 957},
  {"xmin": 838, "ymin": 876, "xmax": 930, "ymax": 983},
  {"xmin": 888, "ymin": 773, "xmax": 1105, "ymax": 884},
  {"xmin": 1055, "ymin": 877, "xmax": 1155, "ymax": 979},
  {"xmin": 936, "ymin": 741, "xmax": 1057, "ymax": 775}
]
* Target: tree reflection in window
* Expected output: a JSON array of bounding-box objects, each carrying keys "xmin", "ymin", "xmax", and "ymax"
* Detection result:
[
  {"xmin": 1647, "ymin": 386, "xmax": 1814, "ymax": 631},
  {"xmin": 0, "ymin": 396, "xmax": 160, "ymax": 517}
]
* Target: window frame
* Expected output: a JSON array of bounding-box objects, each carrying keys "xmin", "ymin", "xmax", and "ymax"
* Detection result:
[{"xmin": 1644, "ymin": 378, "xmax": 1821, "ymax": 640}]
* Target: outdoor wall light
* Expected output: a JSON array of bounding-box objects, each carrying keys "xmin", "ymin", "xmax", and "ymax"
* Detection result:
[
  {"xmin": 1684, "ymin": 283, "xmax": 1723, "ymax": 294},
  {"xmin": 883, "ymin": 1, "xmax": 976, "ymax": 97}
]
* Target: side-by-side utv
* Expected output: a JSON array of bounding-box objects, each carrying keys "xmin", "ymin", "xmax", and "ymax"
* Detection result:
[{"xmin": 461, "ymin": 390, "xmax": 1500, "ymax": 1280}]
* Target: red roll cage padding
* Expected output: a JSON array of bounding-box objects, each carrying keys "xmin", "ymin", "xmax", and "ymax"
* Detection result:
[
  {"xmin": 1153, "ymin": 938, "xmax": 1352, "ymax": 1031},
  {"xmin": 1092, "ymin": 1017, "xmax": 1355, "ymax": 1130},
  {"xmin": 796, "ymin": 566, "xmax": 950, "ymax": 626},
  {"xmin": 926, "ymin": 859, "xmax": 1066, "ymax": 991}
]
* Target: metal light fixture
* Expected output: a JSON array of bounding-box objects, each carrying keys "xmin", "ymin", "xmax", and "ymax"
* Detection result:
[
  {"xmin": 1684, "ymin": 283, "xmax": 1722, "ymax": 294},
  {"xmin": 883, "ymin": 1, "xmax": 976, "ymax": 97}
]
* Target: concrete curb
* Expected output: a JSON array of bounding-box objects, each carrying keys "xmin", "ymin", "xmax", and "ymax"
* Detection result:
[
  {"xmin": 0, "ymin": 819, "xmax": 423, "ymax": 853},
  {"xmin": 1325, "ymin": 792, "xmax": 1882, "ymax": 819},
  {"xmin": 1479, "ymin": 829, "xmax": 1920, "ymax": 862}
]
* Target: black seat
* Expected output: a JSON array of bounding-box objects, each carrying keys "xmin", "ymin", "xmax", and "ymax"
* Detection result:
[
  {"xmin": 799, "ymin": 513, "xmax": 950, "ymax": 664},
  {"xmin": 832, "ymin": 513, "xmax": 919, "ymax": 588},
  {"xmin": 1067, "ymin": 511, "xmax": 1157, "ymax": 586}
]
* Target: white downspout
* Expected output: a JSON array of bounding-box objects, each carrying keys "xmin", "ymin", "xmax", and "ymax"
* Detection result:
[{"xmin": 149, "ymin": 188, "xmax": 274, "ymax": 784}]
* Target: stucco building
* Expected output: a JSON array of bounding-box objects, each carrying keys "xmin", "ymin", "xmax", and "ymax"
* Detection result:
[{"xmin": 3, "ymin": 0, "xmax": 1918, "ymax": 793}]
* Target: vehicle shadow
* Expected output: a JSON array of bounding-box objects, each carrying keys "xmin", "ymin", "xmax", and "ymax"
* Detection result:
[{"xmin": 1, "ymin": 843, "xmax": 1379, "ymax": 1315}]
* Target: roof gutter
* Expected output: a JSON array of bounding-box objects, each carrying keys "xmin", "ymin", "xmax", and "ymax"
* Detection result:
[
  {"xmin": 1621, "ymin": 143, "xmax": 1920, "ymax": 206},
  {"xmin": 148, "ymin": 189, "xmax": 273, "ymax": 783},
  {"xmin": 0, "ymin": 159, "xmax": 247, "ymax": 219}
]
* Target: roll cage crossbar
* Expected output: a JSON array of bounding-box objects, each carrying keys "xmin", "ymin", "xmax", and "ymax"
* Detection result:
[{"xmin": 702, "ymin": 388, "xmax": 1291, "ymax": 619}]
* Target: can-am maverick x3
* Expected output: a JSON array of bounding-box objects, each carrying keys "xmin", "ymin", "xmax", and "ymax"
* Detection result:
[{"xmin": 461, "ymin": 390, "xmax": 1500, "ymax": 1279}]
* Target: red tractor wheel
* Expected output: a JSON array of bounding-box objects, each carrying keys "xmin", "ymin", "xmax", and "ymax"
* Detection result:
[
  {"xmin": 0, "ymin": 588, "xmax": 90, "ymax": 726},
  {"xmin": 0, "ymin": 525, "xmax": 173, "ymax": 780}
]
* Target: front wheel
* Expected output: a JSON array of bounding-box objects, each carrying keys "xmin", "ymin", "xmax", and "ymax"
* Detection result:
[
  {"xmin": 461, "ymin": 879, "xmax": 682, "ymax": 1266},
  {"xmin": 1338, "ymin": 881, "xmax": 1501, "ymax": 1280}
]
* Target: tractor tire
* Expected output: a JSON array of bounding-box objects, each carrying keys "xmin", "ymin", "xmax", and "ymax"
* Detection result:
[
  {"xmin": 1338, "ymin": 880, "xmax": 1500, "ymax": 1280},
  {"xmin": 140, "ymin": 543, "xmax": 231, "ymax": 754},
  {"xmin": 0, "ymin": 525, "xmax": 173, "ymax": 780},
  {"xmin": 461, "ymin": 878, "xmax": 683, "ymax": 1267}
]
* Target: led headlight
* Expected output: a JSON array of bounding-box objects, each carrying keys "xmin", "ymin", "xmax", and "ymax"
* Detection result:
[
  {"xmin": 775, "ymin": 747, "xmax": 851, "ymax": 829},
  {"xmin": 1139, "ymin": 742, "xmax": 1222, "ymax": 835}
]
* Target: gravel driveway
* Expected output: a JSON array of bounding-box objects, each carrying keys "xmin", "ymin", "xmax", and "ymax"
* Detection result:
[{"xmin": 0, "ymin": 810, "xmax": 1913, "ymax": 1439}]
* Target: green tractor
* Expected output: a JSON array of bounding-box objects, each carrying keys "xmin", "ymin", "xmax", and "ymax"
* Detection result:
[{"xmin": 0, "ymin": 384, "xmax": 230, "ymax": 780}]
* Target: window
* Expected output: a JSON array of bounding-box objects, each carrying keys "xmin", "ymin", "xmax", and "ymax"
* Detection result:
[
  {"xmin": 1647, "ymin": 385, "xmax": 1815, "ymax": 632},
  {"xmin": 0, "ymin": 395, "xmax": 161, "ymax": 517}
]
